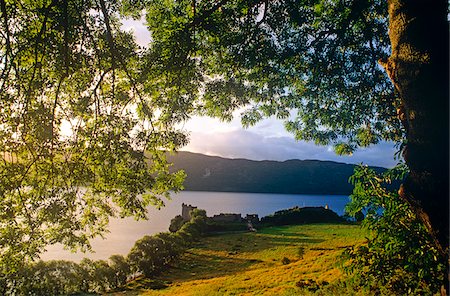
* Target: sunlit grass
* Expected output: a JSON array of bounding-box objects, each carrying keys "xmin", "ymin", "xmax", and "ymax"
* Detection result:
[{"xmin": 117, "ymin": 223, "xmax": 367, "ymax": 295}]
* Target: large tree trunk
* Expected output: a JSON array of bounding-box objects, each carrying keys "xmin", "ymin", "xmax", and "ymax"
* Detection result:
[{"xmin": 380, "ymin": 0, "xmax": 449, "ymax": 255}]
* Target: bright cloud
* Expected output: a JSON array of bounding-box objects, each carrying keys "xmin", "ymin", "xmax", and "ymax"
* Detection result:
[{"xmin": 181, "ymin": 117, "xmax": 398, "ymax": 168}]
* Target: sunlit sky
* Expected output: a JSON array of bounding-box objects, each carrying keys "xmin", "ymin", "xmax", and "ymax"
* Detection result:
[{"xmin": 122, "ymin": 19, "xmax": 398, "ymax": 168}]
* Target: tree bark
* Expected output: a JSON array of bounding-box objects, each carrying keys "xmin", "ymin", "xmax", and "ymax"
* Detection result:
[{"xmin": 381, "ymin": 0, "xmax": 448, "ymax": 254}]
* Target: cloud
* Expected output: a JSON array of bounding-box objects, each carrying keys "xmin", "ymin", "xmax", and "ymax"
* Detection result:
[
  {"xmin": 181, "ymin": 129, "xmax": 398, "ymax": 168},
  {"xmin": 121, "ymin": 18, "xmax": 151, "ymax": 47}
]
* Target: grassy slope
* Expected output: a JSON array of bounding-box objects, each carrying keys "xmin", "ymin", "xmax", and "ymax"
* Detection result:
[{"xmin": 119, "ymin": 223, "xmax": 367, "ymax": 296}]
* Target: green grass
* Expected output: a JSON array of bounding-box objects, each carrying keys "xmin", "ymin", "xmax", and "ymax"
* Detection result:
[{"xmin": 114, "ymin": 223, "xmax": 367, "ymax": 296}]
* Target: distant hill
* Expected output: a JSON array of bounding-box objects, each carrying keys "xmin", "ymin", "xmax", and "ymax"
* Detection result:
[{"xmin": 166, "ymin": 151, "xmax": 387, "ymax": 195}]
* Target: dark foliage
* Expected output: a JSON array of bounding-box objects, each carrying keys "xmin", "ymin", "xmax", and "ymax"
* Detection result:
[
  {"xmin": 169, "ymin": 215, "xmax": 186, "ymax": 233},
  {"xmin": 354, "ymin": 210, "xmax": 364, "ymax": 222},
  {"xmin": 168, "ymin": 151, "xmax": 390, "ymax": 195},
  {"xmin": 260, "ymin": 206, "xmax": 344, "ymax": 226},
  {"xmin": 205, "ymin": 221, "xmax": 249, "ymax": 233}
]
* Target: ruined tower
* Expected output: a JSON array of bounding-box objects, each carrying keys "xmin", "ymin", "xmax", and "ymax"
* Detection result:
[{"xmin": 181, "ymin": 203, "xmax": 197, "ymax": 221}]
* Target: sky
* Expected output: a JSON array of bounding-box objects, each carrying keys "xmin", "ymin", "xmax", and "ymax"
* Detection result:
[
  {"xmin": 179, "ymin": 115, "xmax": 398, "ymax": 168},
  {"xmin": 121, "ymin": 19, "xmax": 399, "ymax": 169}
]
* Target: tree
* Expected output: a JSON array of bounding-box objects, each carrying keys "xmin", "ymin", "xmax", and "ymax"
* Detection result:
[
  {"xmin": 1, "ymin": 0, "xmax": 447, "ymax": 283},
  {"xmin": 345, "ymin": 165, "xmax": 445, "ymax": 293},
  {"xmin": 0, "ymin": 0, "xmax": 186, "ymax": 273},
  {"xmin": 131, "ymin": 0, "xmax": 448, "ymax": 289},
  {"xmin": 379, "ymin": 0, "xmax": 448, "ymax": 256},
  {"xmin": 154, "ymin": 232, "xmax": 185, "ymax": 262},
  {"xmin": 127, "ymin": 235, "xmax": 167, "ymax": 277},
  {"xmin": 126, "ymin": 0, "xmax": 448, "ymax": 251},
  {"xmin": 79, "ymin": 258, "xmax": 119, "ymax": 292},
  {"xmin": 109, "ymin": 254, "xmax": 130, "ymax": 289},
  {"xmin": 169, "ymin": 214, "xmax": 186, "ymax": 232}
]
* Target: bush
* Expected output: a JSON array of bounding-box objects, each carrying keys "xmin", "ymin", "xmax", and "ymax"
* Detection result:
[
  {"xmin": 261, "ymin": 206, "xmax": 344, "ymax": 226},
  {"xmin": 169, "ymin": 215, "xmax": 186, "ymax": 233},
  {"xmin": 128, "ymin": 208, "xmax": 209, "ymax": 278},
  {"xmin": 175, "ymin": 211, "xmax": 207, "ymax": 243},
  {"xmin": 2, "ymin": 260, "xmax": 87, "ymax": 295},
  {"xmin": 154, "ymin": 232, "xmax": 185, "ymax": 262},
  {"xmin": 344, "ymin": 165, "xmax": 446, "ymax": 295},
  {"xmin": 281, "ymin": 257, "xmax": 291, "ymax": 265},
  {"xmin": 0, "ymin": 207, "xmax": 210, "ymax": 295},
  {"xmin": 80, "ymin": 258, "xmax": 116, "ymax": 292},
  {"xmin": 109, "ymin": 255, "xmax": 130, "ymax": 289},
  {"xmin": 128, "ymin": 236, "xmax": 168, "ymax": 277}
]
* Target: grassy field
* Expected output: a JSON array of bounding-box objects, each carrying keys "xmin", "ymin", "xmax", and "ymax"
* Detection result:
[{"xmin": 116, "ymin": 223, "xmax": 367, "ymax": 296}]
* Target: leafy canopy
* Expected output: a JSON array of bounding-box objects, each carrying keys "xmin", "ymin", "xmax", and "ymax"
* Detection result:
[
  {"xmin": 0, "ymin": 0, "xmax": 187, "ymax": 271},
  {"xmin": 131, "ymin": 0, "xmax": 402, "ymax": 151},
  {"xmin": 1, "ymin": 0, "xmax": 404, "ymax": 272}
]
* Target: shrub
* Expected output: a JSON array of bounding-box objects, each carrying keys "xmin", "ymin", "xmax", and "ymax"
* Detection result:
[
  {"xmin": 169, "ymin": 215, "xmax": 186, "ymax": 233},
  {"xmin": 281, "ymin": 257, "xmax": 291, "ymax": 265},
  {"xmin": 344, "ymin": 165, "xmax": 446, "ymax": 295},
  {"xmin": 261, "ymin": 207, "xmax": 343, "ymax": 226},
  {"xmin": 109, "ymin": 255, "xmax": 130, "ymax": 289},
  {"xmin": 80, "ymin": 258, "xmax": 116, "ymax": 293},
  {"xmin": 128, "ymin": 236, "xmax": 168, "ymax": 277},
  {"xmin": 154, "ymin": 232, "xmax": 185, "ymax": 262},
  {"xmin": 2, "ymin": 260, "xmax": 87, "ymax": 295},
  {"xmin": 0, "ymin": 207, "xmax": 211, "ymax": 295}
]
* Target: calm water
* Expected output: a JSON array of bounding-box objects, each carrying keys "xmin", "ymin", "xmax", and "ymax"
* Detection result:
[{"xmin": 41, "ymin": 191, "xmax": 349, "ymax": 262}]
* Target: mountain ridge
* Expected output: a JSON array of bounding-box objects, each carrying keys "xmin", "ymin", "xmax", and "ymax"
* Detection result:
[{"xmin": 166, "ymin": 151, "xmax": 387, "ymax": 195}]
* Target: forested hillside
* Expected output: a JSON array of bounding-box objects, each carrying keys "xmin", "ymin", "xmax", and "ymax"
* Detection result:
[{"xmin": 167, "ymin": 152, "xmax": 386, "ymax": 195}]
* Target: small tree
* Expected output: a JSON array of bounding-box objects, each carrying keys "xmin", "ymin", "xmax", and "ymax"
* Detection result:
[
  {"xmin": 169, "ymin": 215, "xmax": 186, "ymax": 233},
  {"xmin": 109, "ymin": 255, "xmax": 130, "ymax": 289},
  {"xmin": 128, "ymin": 236, "xmax": 167, "ymax": 277},
  {"xmin": 345, "ymin": 165, "xmax": 445, "ymax": 294},
  {"xmin": 154, "ymin": 232, "xmax": 185, "ymax": 263}
]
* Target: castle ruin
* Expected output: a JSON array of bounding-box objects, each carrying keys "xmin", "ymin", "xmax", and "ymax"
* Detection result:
[
  {"xmin": 180, "ymin": 204, "xmax": 260, "ymax": 224},
  {"xmin": 211, "ymin": 213, "xmax": 242, "ymax": 223},
  {"xmin": 181, "ymin": 203, "xmax": 198, "ymax": 221},
  {"xmin": 245, "ymin": 214, "xmax": 259, "ymax": 224}
]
